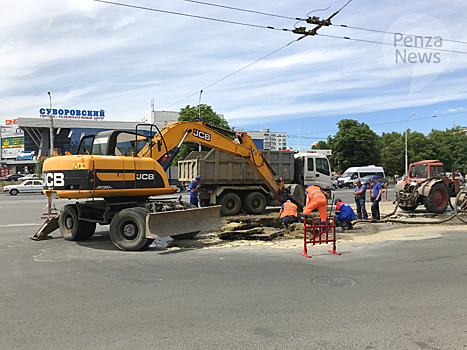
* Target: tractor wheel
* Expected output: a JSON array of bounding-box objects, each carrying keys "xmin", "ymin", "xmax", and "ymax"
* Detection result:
[
  {"xmin": 59, "ymin": 205, "xmax": 96, "ymax": 241},
  {"xmin": 242, "ymin": 191, "xmax": 267, "ymax": 215},
  {"xmin": 109, "ymin": 207, "xmax": 150, "ymax": 251},
  {"xmin": 219, "ymin": 192, "xmax": 242, "ymax": 216},
  {"xmin": 399, "ymin": 204, "xmax": 418, "ymax": 211},
  {"xmin": 424, "ymin": 182, "xmax": 449, "ymax": 214}
]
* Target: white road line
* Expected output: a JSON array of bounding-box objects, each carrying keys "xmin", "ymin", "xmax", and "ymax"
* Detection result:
[{"xmin": 0, "ymin": 223, "xmax": 42, "ymax": 228}]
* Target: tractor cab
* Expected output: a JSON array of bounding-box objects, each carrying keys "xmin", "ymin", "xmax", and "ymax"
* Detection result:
[
  {"xmin": 407, "ymin": 160, "xmax": 458, "ymax": 190},
  {"xmin": 76, "ymin": 130, "xmax": 148, "ymax": 157}
]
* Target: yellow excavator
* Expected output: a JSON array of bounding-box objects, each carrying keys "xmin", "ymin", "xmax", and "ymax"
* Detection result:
[{"xmin": 32, "ymin": 121, "xmax": 304, "ymax": 250}]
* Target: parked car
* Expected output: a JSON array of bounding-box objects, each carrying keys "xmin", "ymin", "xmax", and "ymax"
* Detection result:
[
  {"xmin": 360, "ymin": 175, "xmax": 389, "ymax": 188},
  {"xmin": 168, "ymin": 179, "xmax": 186, "ymax": 193},
  {"xmin": 18, "ymin": 174, "xmax": 39, "ymax": 182},
  {"xmin": 331, "ymin": 176, "xmax": 339, "ymax": 190},
  {"xmin": 446, "ymin": 172, "xmax": 465, "ymax": 187},
  {"xmin": 3, "ymin": 180, "xmax": 44, "ymax": 195},
  {"xmin": 3, "ymin": 173, "xmax": 24, "ymax": 182}
]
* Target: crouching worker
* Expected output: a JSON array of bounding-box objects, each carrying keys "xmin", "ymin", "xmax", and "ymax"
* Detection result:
[
  {"xmin": 334, "ymin": 198, "xmax": 356, "ymax": 230},
  {"xmin": 301, "ymin": 185, "xmax": 330, "ymax": 229},
  {"xmin": 279, "ymin": 200, "xmax": 299, "ymax": 229}
]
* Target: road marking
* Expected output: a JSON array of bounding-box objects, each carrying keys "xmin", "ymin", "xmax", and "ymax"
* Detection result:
[{"xmin": 0, "ymin": 223, "xmax": 42, "ymax": 228}]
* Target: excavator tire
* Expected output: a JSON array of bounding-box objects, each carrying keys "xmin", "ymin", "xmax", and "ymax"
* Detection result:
[
  {"xmin": 219, "ymin": 192, "xmax": 242, "ymax": 216},
  {"xmin": 242, "ymin": 191, "xmax": 267, "ymax": 215},
  {"xmin": 423, "ymin": 182, "xmax": 449, "ymax": 213},
  {"xmin": 59, "ymin": 204, "xmax": 96, "ymax": 241},
  {"xmin": 109, "ymin": 207, "xmax": 150, "ymax": 251}
]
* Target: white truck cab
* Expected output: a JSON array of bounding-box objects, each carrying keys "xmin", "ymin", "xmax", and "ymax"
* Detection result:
[
  {"xmin": 338, "ymin": 165, "xmax": 385, "ymax": 188},
  {"xmin": 294, "ymin": 150, "xmax": 332, "ymax": 191}
]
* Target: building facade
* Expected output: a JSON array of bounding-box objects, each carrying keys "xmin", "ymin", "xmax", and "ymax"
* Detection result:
[{"xmin": 237, "ymin": 129, "xmax": 287, "ymax": 151}]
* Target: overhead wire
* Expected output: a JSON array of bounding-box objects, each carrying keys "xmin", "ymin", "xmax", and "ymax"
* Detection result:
[
  {"xmin": 333, "ymin": 24, "xmax": 467, "ymax": 46},
  {"xmin": 175, "ymin": 0, "xmax": 304, "ymax": 21},
  {"xmin": 317, "ymin": 33, "xmax": 467, "ymax": 55},
  {"xmin": 163, "ymin": 39, "xmax": 299, "ymax": 110},
  {"xmin": 94, "ymin": 0, "xmax": 295, "ymax": 32},
  {"xmin": 285, "ymin": 110, "xmax": 467, "ymax": 139}
]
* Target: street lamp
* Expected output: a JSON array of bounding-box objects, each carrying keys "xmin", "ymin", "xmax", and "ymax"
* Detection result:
[
  {"xmin": 47, "ymin": 92, "xmax": 54, "ymax": 156},
  {"xmin": 405, "ymin": 112, "xmax": 415, "ymax": 175}
]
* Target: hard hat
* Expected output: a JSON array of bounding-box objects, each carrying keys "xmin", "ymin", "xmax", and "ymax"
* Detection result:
[
  {"xmin": 195, "ymin": 176, "xmax": 201, "ymax": 181},
  {"xmin": 371, "ymin": 176, "xmax": 377, "ymax": 181}
]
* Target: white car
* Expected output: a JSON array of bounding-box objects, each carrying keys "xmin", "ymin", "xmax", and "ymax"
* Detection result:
[
  {"xmin": 446, "ymin": 172, "xmax": 465, "ymax": 186},
  {"xmin": 18, "ymin": 174, "xmax": 39, "ymax": 182},
  {"xmin": 3, "ymin": 180, "xmax": 44, "ymax": 195}
]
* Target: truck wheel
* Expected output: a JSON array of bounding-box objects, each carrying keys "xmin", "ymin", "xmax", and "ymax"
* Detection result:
[
  {"xmin": 109, "ymin": 207, "xmax": 150, "ymax": 251},
  {"xmin": 10, "ymin": 189, "xmax": 19, "ymax": 195},
  {"xmin": 424, "ymin": 182, "xmax": 449, "ymax": 213},
  {"xmin": 59, "ymin": 205, "xmax": 96, "ymax": 241},
  {"xmin": 399, "ymin": 205, "xmax": 418, "ymax": 211},
  {"xmin": 220, "ymin": 192, "xmax": 242, "ymax": 216},
  {"xmin": 243, "ymin": 192, "xmax": 267, "ymax": 215}
]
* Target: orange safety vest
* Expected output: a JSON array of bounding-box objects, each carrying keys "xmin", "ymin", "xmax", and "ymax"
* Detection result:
[
  {"xmin": 306, "ymin": 185, "xmax": 326, "ymax": 203},
  {"xmin": 280, "ymin": 201, "xmax": 298, "ymax": 219}
]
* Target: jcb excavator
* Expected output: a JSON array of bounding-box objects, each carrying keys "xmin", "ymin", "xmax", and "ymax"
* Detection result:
[{"xmin": 32, "ymin": 121, "xmax": 304, "ymax": 250}]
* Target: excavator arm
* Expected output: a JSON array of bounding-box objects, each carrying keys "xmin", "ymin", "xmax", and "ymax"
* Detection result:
[{"xmin": 140, "ymin": 121, "xmax": 289, "ymax": 203}]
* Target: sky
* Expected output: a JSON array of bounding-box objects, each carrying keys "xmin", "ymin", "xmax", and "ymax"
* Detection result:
[{"xmin": 1, "ymin": 0, "xmax": 467, "ymax": 149}]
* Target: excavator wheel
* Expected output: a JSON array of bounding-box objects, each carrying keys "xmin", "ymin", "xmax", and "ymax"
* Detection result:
[
  {"xmin": 109, "ymin": 207, "xmax": 150, "ymax": 251},
  {"xmin": 242, "ymin": 192, "xmax": 267, "ymax": 215},
  {"xmin": 423, "ymin": 182, "xmax": 449, "ymax": 214},
  {"xmin": 59, "ymin": 204, "xmax": 96, "ymax": 241}
]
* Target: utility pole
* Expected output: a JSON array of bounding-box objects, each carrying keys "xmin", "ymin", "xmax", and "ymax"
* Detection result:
[{"xmin": 47, "ymin": 92, "xmax": 54, "ymax": 157}]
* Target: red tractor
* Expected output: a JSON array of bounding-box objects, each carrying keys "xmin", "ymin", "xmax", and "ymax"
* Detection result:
[{"xmin": 394, "ymin": 160, "xmax": 461, "ymax": 213}]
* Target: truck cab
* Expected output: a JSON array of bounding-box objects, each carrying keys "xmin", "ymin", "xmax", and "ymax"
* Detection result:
[{"xmin": 294, "ymin": 152, "xmax": 332, "ymax": 191}]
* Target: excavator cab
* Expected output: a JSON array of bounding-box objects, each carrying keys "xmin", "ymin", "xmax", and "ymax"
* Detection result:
[{"xmin": 76, "ymin": 130, "xmax": 149, "ymax": 157}]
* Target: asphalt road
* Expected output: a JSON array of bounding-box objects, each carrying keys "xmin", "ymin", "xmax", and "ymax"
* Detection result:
[{"xmin": 1, "ymin": 193, "xmax": 465, "ymax": 350}]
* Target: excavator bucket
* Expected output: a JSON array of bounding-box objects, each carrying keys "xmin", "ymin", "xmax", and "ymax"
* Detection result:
[
  {"xmin": 31, "ymin": 217, "xmax": 59, "ymax": 241},
  {"xmin": 287, "ymin": 184, "xmax": 305, "ymax": 209},
  {"xmin": 146, "ymin": 205, "xmax": 222, "ymax": 239}
]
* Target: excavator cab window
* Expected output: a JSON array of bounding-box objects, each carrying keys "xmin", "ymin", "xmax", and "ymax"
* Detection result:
[
  {"xmin": 76, "ymin": 135, "xmax": 94, "ymax": 155},
  {"xmin": 114, "ymin": 132, "xmax": 147, "ymax": 156}
]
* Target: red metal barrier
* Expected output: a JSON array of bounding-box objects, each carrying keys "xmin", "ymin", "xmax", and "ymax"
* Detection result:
[{"xmin": 300, "ymin": 217, "xmax": 340, "ymax": 258}]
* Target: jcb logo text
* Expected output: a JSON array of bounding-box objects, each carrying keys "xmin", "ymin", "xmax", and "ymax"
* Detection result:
[
  {"xmin": 45, "ymin": 173, "xmax": 65, "ymax": 187},
  {"xmin": 193, "ymin": 129, "xmax": 211, "ymax": 142},
  {"xmin": 136, "ymin": 173, "xmax": 154, "ymax": 181}
]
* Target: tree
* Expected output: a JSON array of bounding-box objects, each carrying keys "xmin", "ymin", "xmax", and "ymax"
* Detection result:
[
  {"xmin": 327, "ymin": 119, "xmax": 380, "ymax": 173},
  {"xmin": 173, "ymin": 104, "xmax": 231, "ymax": 164},
  {"xmin": 35, "ymin": 158, "xmax": 47, "ymax": 177}
]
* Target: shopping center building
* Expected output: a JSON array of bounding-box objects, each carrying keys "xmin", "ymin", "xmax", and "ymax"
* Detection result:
[{"xmin": 1, "ymin": 108, "xmax": 286, "ymax": 175}]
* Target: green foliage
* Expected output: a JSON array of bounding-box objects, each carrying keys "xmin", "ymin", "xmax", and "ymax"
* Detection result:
[
  {"xmin": 326, "ymin": 119, "xmax": 380, "ymax": 173},
  {"xmin": 35, "ymin": 157, "xmax": 47, "ymax": 176},
  {"xmin": 315, "ymin": 121, "xmax": 467, "ymax": 176},
  {"xmin": 173, "ymin": 104, "xmax": 231, "ymax": 164}
]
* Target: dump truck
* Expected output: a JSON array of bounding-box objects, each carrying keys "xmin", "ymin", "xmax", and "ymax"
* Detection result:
[
  {"xmin": 178, "ymin": 149, "xmax": 332, "ymax": 215},
  {"xmin": 32, "ymin": 121, "xmax": 304, "ymax": 250},
  {"xmin": 394, "ymin": 159, "xmax": 461, "ymax": 213}
]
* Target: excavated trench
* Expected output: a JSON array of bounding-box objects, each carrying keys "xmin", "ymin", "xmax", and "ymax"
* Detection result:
[{"xmin": 154, "ymin": 201, "xmax": 466, "ymax": 251}]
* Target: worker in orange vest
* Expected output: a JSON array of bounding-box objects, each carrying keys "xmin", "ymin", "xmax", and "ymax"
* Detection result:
[
  {"xmin": 301, "ymin": 185, "xmax": 330, "ymax": 227},
  {"xmin": 279, "ymin": 200, "xmax": 299, "ymax": 228}
]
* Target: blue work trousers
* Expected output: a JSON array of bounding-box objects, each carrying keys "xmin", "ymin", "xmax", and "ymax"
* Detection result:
[
  {"xmin": 190, "ymin": 197, "xmax": 199, "ymax": 207},
  {"xmin": 371, "ymin": 199, "xmax": 380, "ymax": 220},
  {"xmin": 355, "ymin": 198, "xmax": 368, "ymax": 220}
]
